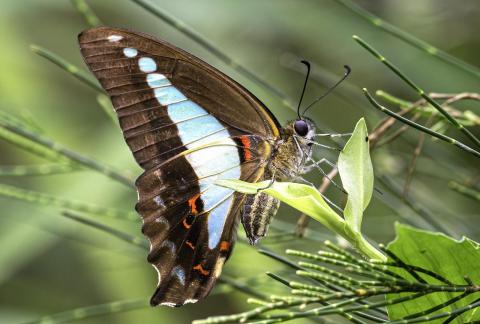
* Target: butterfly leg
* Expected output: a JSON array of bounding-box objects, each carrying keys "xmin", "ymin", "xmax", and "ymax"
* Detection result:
[
  {"xmin": 240, "ymin": 192, "xmax": 280, "ymax": 245},
  {"xmin": 315, "ymin": 132, "xmax": 352, "ymax": 138},
  {"xmin": 255, "ymin": 170, "xmax": 276, "ymax": 193},
  {"xmin": 302, "ymin": 157, "xmax": 347, "ymax": 195},
  {"xmin": 294, "ymin": 175, "xmax": 344, "ymax": 214}
]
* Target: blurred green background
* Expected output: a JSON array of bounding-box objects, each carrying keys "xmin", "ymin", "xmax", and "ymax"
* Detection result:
[{"xmin": 0, "ymin": 0, "xmax": 479, "ymax": 323}]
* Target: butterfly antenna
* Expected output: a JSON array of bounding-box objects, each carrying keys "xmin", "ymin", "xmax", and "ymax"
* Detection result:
[
  {"xmin": 302, "ymin": 65, "xmax": 351, "ymax": 116},
  {"xmin": 296, "ymin": 60, "xmax": 311, "ymax": 119}
]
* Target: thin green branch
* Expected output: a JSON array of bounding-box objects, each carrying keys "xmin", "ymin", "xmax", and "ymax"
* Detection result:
[
  {"xmin": 363, "ymin": 88, "xmax": 480, "ymax": 158},
  {"xmin": 403, "ymin": 291, "xmax": 471, "ymax": 320},
  {"xmin": 379, "ymin": 244, "xmax": 426, "ymax": 284},
  {"xmin": 23, "ymin": 298, "xmax": 150, "ymax": 324},
  {"xmin": 194, "ymin": 289, "xmax": 421, "ymax": 324},
  {"xmin": 0, "ymin": 184, "xmax": 138, "ymax": 221},
  {"xmin": 0, "ymin": 109, "xmax": 42, "ymax": 133},
  {"xmin": 354, "ymin": 35, "xmax": 480, "ymax": 148},
  {"xmin": 219, "ymin": 275, "xmax": 269, "ymax": 301},
  {"xmin": 298, "ymin": 262, "xmax": 363, "ymax": 286},
  {"xmin": 62, "ymin": 211, "xmax": 146, "ymax": 248},
  {"xmin": 296, "ymin": 270, "xmax": 354, "ymax": 291},
  {"xmin": 375, "ymin": 90, "xmax": 412, "ymax": 108},
  {"xmin": 334, "ymin": 0, "xmax": 480, "ymax": 80},
  {"xmin": 442, "ymin": 297, "xmax": 480, "ymax": 324},
  {"xmin": 71, "ymin": 0, "xmax": 102, "ymax": 27},
  {"xmin": 258, "ymin": 292, "xmax": 426, "ymax": 323},
  {"xmin": 265, "ymin": 272, "xmax": 290, "ymax": 288},
  {"xmin": 30, "ymin": 45, "xmax": 103, "ymax": 93},
  {"xmin": 0, "ymin": 164, "xmax": 78, "ymax": 176},
  {"xmin": 377, "ymin": 262, "xmax": 453, "ymax": 285},
  {"xmin": 287, "ymin": 249, "xmax": 364, "ymax": 271},
  {"xmin": 129, "ymin": 0, "xmax": 289, "ymax": 105},
  {"xmin": 96, "ymin": 93, "xmax": 119, "ymax": 125},
  {"xmin": 288, "ymin": 281, "xmax": 331, "ymax": 294},
  {"xmin": 324, "ymin": 240, "xmax": 359, "ymax": 263},
  {"xmin": 0, "ymin": 121, "xmax": 134, "ymax": 187},
  {"xmin": 449, "ymin": 181, "xmax": 480, "ymax": 202},
  {"xmin": 377, "ymin": 175, "xmax": 457, "ymax": 236},
  {"xmin": 0, "ymin": 127, "xmax": 71, "ymax": 164},
  {"xmin": 390, "ymin": 298, "xmax": 480, "ymax": 324},
  {"xmin": 30, "ymin": 46, "xmax": 120, "ymax": 126},
  {"xmin": 259, "ymin": 250, "xmax": 385, "ymax": 322},
  {"xmin": 63, "ymin": 211, "xmax": 269, "ymax": 304}
]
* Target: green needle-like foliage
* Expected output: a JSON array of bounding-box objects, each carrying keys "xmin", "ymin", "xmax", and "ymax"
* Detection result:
[
  {"xmin": 1, "ymin": 1, "xmax": 478, "ymax": 323},
  {"xmin": 195, "ymin": 228, "xmax": 480, "ymax": 323}
]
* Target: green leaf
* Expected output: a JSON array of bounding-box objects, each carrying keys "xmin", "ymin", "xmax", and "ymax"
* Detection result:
[
  {"xmin": 338, "ymin": 117, "xmax": 373, "ymax": 233},
  {"xmin": 387, "ymin": 223, "xmax": 480, "ymax": 323},
  {"xmin": 215, "ymin": 179, "xmax": 345, "ymax": 235},
  {"xmin": 216, "ymin": 179, "xmax": 385, "ymax": 260}
]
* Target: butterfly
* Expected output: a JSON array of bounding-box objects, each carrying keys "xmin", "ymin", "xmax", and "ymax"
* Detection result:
[{"xmin": 78, "ymin": 27, "xmax": 320, "ymax": 307}]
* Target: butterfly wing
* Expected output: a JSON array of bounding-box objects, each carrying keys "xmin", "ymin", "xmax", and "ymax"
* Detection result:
[{"xmin": 78, "ymin": 27, "xmax": 280, "ymax": 306}]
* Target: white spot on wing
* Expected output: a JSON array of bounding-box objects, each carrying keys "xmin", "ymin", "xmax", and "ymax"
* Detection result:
[
  {"xmin": 138, "ymin": 57, "xmax": 157, "ymax": 73},
  {"xmin": 154, "ymin": 216, "xmax": 169, "ymax": 230},
  {"xmin": 153, "ymin": 196, "xmax": 166, "ymax": 208},
  {"xmin": 184, "ymin": 299, "xmax": 198, "ymax": 304},
  {"xmin": 107, "ymin": 35, "xmax": 123, "ymax": 42},
  {"xmin": 160, "ymin": 302, "xmax": 177, "ymax": 307},
  {"xmin": 123, "ymin": 47, "xmax": 138, "ymax": 58},
  {"xmin": 172, "ymin": 265, "xmax": 186, "ymax": 286},
  {"xmin": 214, "ymin": 257, "xmax": 226, "ymax": 278}
]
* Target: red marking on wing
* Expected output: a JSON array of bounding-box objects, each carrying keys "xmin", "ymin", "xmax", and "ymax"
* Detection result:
[
  {"xmin": 193, "ymin": 264, "xmax": 210, "ymax": 276},
  {"xmin": 239, "ymin": 135, "xmax": 252, "ymax": 161},
  {"xmin": 188, "ymin": 193, "xmax": 201, "ymax": 214},
  {"xmin": 186, "ymin": 240, "xmax": 195, "ymax": 250},
  {"xmin": 182, "ymin": 218, "xmax": 192, "ymax": 229},
  {"xmin": 219, "ymin": 241, "xmax": 231, "ymax": 252}
]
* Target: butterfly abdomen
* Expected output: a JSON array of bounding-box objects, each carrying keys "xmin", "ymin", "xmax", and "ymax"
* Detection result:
[{"xmin": 241, "ymin": 192, "xmax": 280, "ymax": 245}]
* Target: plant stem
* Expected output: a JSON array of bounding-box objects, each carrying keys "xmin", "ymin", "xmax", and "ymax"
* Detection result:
[
  {"xmin": 71, "ymin": 0, "xmax": 102, "ymax": 27},
  {"xmin": 335, "ymin": 0, "xmax": 480, "ymax": 80},
  {"xmin": 363, "ymin": 88, "xmax": 480, "ymax": 158},
  {"xmin": 354, "ymin": 35, "xmax": 480, "ymax": 149},
  {"xmin": 30, "ymin": 45, "xmax": 104, "ymax": 93},
  {"xmin": 351, "ymin": 234, "xmax": 386, "ymax": 261},
  {"xmin": 129, "ymin": 0, "xmax": 288, "ymax": 104},
  {"xmin": 0, "ymin": 121, "xmax": 135, "ymax": 187},
  {"xmin": 449, "ymin": 181, "xmax": 480, "ymax": 202}
]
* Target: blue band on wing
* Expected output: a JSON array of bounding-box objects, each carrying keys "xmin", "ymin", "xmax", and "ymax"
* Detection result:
[{"xmin": 134, "ymin": 60, "xmax": 242, "ymax": 250}]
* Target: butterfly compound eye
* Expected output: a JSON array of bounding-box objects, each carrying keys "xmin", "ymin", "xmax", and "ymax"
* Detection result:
[{"xmin": 294, "ymin": 119, "xmax": 309, "ymax": 137}]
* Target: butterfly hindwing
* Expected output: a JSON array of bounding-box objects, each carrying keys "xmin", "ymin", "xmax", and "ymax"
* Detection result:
[
  {"xmin": 78, "ymin": 27, "xmax": 280, "ymax": 306},
  {"xmin": 135, "ymin": 135, "xmax": 268, "ymax": 306}
]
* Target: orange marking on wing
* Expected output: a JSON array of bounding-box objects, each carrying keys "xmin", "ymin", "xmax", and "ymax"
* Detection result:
[
  {"xmin": 186, "ymin": 240, "xmax": 195, "ymax": 250},
  {"xmin": 188, "ymin": 193, "xmax": 201, "ymax": 214},
  {"xmin": 193, "ymin": 264, "xmax": 210, "ymax": 276},
  {"xmin": 182, "ymin": 218, "xmax": 191, "ymax": 229},
  {"xmin": 219, "ymin": 241, "xmax": 230, "ymax": 252},
  {"xmin": 240, "ymin": 135, "xmax": 252, "ymax": 161}
]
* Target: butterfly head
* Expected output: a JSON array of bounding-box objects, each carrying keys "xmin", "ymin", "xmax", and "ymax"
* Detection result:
[{"xmin": 292, "ymin": 117, "xmax": 316, "ymax": 146}]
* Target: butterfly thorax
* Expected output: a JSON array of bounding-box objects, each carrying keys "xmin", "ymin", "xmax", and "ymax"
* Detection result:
[
  {"xmin": 240, "ymin": 118, "xmax": 316, "ymax": 245},
  {"xmin": 269, "ymin": 118, "xmax": 316, "ymax": 181}
]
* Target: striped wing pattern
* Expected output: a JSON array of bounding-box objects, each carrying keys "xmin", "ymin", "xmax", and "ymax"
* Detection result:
[{"xmin": 78, "ymin": 27, "xmax": 278, "ymax": 306}]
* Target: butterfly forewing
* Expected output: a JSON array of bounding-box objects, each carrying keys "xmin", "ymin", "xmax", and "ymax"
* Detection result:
[{"xmin": 78, "ymin": 27, "xmax": 280, "ymax": 306}]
